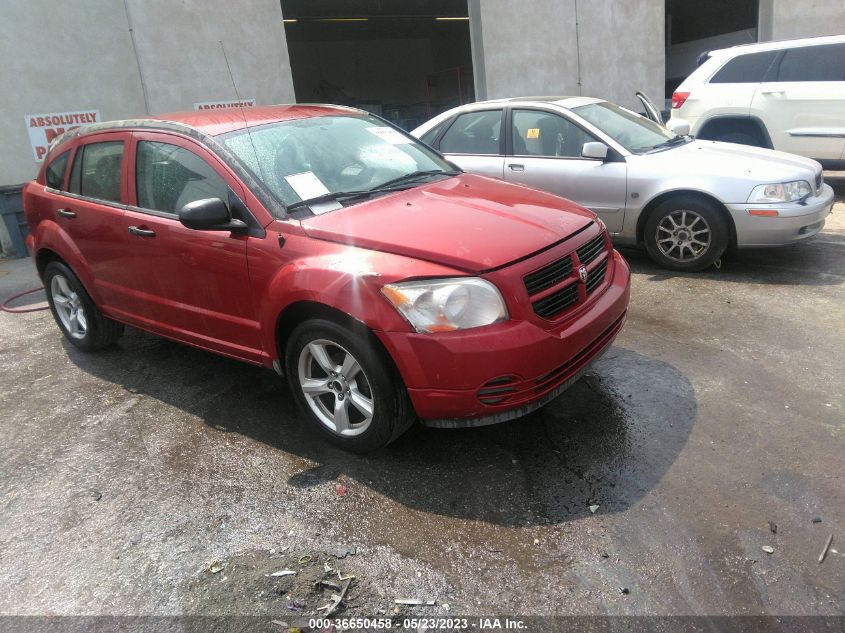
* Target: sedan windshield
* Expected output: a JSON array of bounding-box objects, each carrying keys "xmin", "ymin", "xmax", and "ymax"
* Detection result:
[
  {"xmin": 220, "ymin": 114, "xmax": 456, "ymax": 210},
  {"xmin": 572, "ymin": 102, "xmax": 677, "ymax": 153}
]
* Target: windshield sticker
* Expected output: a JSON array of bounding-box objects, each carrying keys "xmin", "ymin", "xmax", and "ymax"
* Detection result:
[
  {"xmin": 359, "ymin": 144, "xmax": 417, "ymax": 169},
  {"xmin": 366, "ymin": 126, "xmax": 412, "ymax": 145},
  {"xmin": 526, "ymin": 128, "xmax": 540, "ymax": 139},
  {"xmin": 284, "ymin": 171, "xmax": 330, "ymax": 201}
]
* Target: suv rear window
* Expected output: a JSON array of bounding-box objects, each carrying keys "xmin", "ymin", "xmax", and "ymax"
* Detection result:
[
  {"xmin": 777, "ymin": 43, "xmax": 845, "ymax": 82},
  {"xmin": 710, "ymin": 50, "xmax": 778, "ymax": 83},
  {"xmin": 69, "ymin": 141, "xmax": 124, "ymax": 203},
  {"xmin": 45, "ymin": 151, "xmax": 70, "ymax": 190}
]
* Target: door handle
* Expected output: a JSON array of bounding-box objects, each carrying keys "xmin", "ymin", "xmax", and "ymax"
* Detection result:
[
  {"xmin": 508, "ymin": 163, "xmax": 525, "ymax": 172},
  {"xmin": 56, "ymin": 208, "xmax": 76, "ymax": 219},
  {"xmin": 760, "ymin": 89, "xmax": 785, "ymax": 96},
  {"xmin": 128, "ymin": 225, "xmax": 156, "ymax": 238}
]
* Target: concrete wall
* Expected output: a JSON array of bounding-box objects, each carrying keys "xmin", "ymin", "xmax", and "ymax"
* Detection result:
[
  {"xmin": 468, "ymin": 0, "xmax": 664, "ymax": 111},
  {"xmin": 0, "ymin": 0, "xmax": 295, "ymax": 189},
  {"xmin": 759, "ymin": 0, "xmax": 845, "ymax": 41}
]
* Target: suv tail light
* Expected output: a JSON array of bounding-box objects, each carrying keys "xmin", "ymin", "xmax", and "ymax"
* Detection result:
[{"xmin": 671, "ymin": 91, "xmax": 690, "ymax": 109}]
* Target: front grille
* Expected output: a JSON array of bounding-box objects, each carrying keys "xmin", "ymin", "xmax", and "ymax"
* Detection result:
[
  {"xmin": 522, "ymin": 230, "xmax": 611, "ymax": 321},
  {"xmin": 585, "ymin": 258, "xmax": 608, "ymax": 294},
  {"xmin": 532, "ymin": 284, "xmax": 579, "ymax": 319},
  {"xmin": 576, "ymin": 233, "xmax": 606, "ymax": 265},
  {"xmin": 815, "ymin": 172, "xmax": 823, "ymax": 194},
  {"xmin": 523, "ymin": 256, "xmax": 573, "ymax": 295}
]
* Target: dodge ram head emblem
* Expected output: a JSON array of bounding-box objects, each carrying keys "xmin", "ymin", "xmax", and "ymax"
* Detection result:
[{"xmin": 578, "ymin": 265, "xmax": 588, "ymax": 283}]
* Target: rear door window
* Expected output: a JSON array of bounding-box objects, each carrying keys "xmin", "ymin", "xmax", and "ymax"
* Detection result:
[
  {"xmin": 439, "ymin": 110, "xmax": 503, "ymax": 155},
  {"xmin": 710, "ymin": 51, "xmax": 778, "ymax": 83},
  {"xmin": 69, "ymin": 141, "xmax": 124, "ymax": 203},
  {"xmin": 776, "ymin": 43, "xmax": 845, "ymax": 82},
  {"xmin": 45, "ymin": 151, "xmax": 70, "ymax": 190},
  {"xmin": 135, "ymin": 141, "xmax": 229, "ymax": 215}
]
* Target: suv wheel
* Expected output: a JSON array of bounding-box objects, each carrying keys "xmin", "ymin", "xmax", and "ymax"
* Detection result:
[
  {"xmin": 644, "ymin": 196, "xmax": 728, "ymax": 272},
  {"xmin": 285, "ymin": 318, "xmax": 415, "ymax": 452},
  {"xmin": 714, "ymin": 131, "xmax": 763, "ymax": 147},
  {"xmin": 43, "ymin": 261, "xmax": 124, "ymax": 350}
]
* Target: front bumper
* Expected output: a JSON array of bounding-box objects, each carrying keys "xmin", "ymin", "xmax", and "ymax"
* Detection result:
[
  {"xmin": 376, "ymin": 250, "xmax": 630, "ymax": 425},
  {"xmin": 729, "ymin": 184, "xmax": 834, "ymax": 247}
]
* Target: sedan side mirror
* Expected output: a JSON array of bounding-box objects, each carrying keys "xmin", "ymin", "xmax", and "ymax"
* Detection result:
[
  {"xmin": 581, "ymin": 142, "xmax": 609, "ymax": 160},
  {"xmin": 179, "ymin": 197, "xmax": 247, "ymax": 232},
  {"xmin": 667, "ymin": 119, "xmax": 691, "ymax": 136}
]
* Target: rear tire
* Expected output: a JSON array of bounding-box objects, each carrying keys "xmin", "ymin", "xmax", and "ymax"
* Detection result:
[
  {"xmin": 43, "ymin": 261, "xmax": 124, "ymax": 351},
  {"xmin": 713, "ymin": 131, "xmax": 763, "ymax": 148},
  {"xmin": 285, "ymin": 318, "xmax": 415, "ymax": 452},
  {"xmin": 644, "ymin": 196, "xmax": 729, "ymax": 272}
]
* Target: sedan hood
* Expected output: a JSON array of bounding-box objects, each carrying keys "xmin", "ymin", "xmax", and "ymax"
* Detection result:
[
  {"xmin": 301, "ymin": 174, "xmax": 595, "ymax": 272},
  {"xmin": 642, "ymin": 140, "xmax": 821, "ymax": 182}
]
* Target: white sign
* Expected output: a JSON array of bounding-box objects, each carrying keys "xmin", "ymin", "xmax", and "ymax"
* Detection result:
[
  {"xmin": 285, "ymin": 171, "xmax": 330, "ymax": 201},
  {"xmin": 193, "ymin": 99, "xmax": 256, "ymax": 110},
  {"xmin": 366, "ymin": 126, "xmax": 412, "ymax": 144},
  {"xmin": 25, "ymin": 110, "xmax": 100, "ymax": 162}
]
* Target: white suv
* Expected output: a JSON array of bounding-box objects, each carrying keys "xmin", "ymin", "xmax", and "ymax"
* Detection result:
[{"xmin": 671, "ymin": 35, "xmax": 845, "ymax": 169}]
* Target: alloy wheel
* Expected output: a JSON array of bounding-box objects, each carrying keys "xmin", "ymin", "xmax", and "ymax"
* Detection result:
[
  {"xmin": 655, "ymin": 210, "xmax": 712, "ymax": 262},
  {"xmin": 297, "ymin": 339, "xmax": 375, "ymax": 436},
  {"xmin": 50, "ymin": 274, "xmax": 87, "ymax": 339}
]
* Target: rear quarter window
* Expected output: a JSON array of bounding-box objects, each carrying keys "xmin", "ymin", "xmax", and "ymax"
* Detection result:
[
  {"xmin": 45, "ymin": 151, "xmax": 70, "ymax": 190},
  {"xmin": 710, "ymin": 50, "xmax": 778, "ymax": 83}
]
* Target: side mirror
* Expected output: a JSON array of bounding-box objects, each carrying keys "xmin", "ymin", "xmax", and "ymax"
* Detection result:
[
  {"xmin": 581, "ymin": 142, "xmax": 609, "ymax": 160},
  {"xmin": 667, "ymin": 119, "xmax": 691, "ymax": 137},
  {"xmin": 179, "ymin": 198, "xmax": 247, "ymax": 232}
]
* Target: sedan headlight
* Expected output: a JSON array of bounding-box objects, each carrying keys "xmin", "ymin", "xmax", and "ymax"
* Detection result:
[
  {"xmin": 381, "ymin": 278, "xmax": 508, "ymax": 333},
  {"xmin": 748, "ymin": 180, "xmax": 811, "ymax": 203}
]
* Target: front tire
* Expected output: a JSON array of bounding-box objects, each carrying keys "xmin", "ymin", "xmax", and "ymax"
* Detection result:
[
  {"xmin": 644, "ymin": 196, "xmax": 728, "ymax": 272},
  {"xmin": 43, "ymin": 261, "xmax": 124, "ymax": 351},
  {"xmin": 285, "ymin": 318, "xmax": 415, "ymax": 452}
]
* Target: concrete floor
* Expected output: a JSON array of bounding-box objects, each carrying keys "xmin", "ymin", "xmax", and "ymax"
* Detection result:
[{"xmin": 0, "ymin": 179, "xmax": 842, "ymax": 623}]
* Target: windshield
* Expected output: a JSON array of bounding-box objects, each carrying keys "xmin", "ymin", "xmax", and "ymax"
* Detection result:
[
  {"xmin": 572, "ymin": 102, "xmax": 675, "ymax": 153},
  {"xmin": 219, "ymin": 114, "xmax": 455, "ymax": 209}
]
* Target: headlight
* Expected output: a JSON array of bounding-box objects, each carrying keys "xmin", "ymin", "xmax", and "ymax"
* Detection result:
[
  {"xmin": 381, "ymin": 278, "xmax": 508, "ymax": 333},
  {"xmin": 748, "ymin": 180, "xmax": 811, "ymax": 203}
]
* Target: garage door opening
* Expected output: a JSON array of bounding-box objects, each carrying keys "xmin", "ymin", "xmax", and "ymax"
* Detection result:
[
  {"xmin": 280, "ymin": 0, "xmax": 473, "ymax": 131},
  {"xmin": 665, "ymin": 0, "xmax": 759, "ymax": 100}
]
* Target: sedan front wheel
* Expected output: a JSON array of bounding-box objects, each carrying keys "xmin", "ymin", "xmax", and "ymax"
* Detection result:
[{"xmin": 644, "ymin": 196, "xmax": 728, "ymax": 272}]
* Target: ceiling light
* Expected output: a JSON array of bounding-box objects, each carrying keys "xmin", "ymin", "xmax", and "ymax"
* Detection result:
[{"xmin": 436, "ymin": 17, "xmax": 469, "ymax": 21}]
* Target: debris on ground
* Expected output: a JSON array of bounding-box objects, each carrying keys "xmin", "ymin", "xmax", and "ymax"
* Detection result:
[
  {"xmin": 761, "ymin": 546, "xmax": 774, "ymax": 554},
  {"xmin": 620, "ymin": 587, "xmax": 630, "ymax": 595},
  {"xmin": 269, "ymin": 570, "xmax": 296, "ymax": 577},
  {"xmin": 600, "ymin": 552, "xmax": 609, "ymax": 559},
  {"xmin": 395, "ymin": 598, "xmax": 436, "ymax": 606},
  {"xmin": 91, "ymin": 491, "xmax": 102, "ymax": 501},
  {"xmin": 818, "ymin": 534, "xmax": 833, "ymax": 564},
  {"xmin": 812, "ymin": 517, "xmax": 822, "ymax": 523},
  {"xmin": 335, "ymin": 484, "xmax": 347, "ymax": 497},
  {"xmin": 207, "ymin": 561, "xmax": 225, "ymax": 574},
  {"xmin": 589, "ymin": 505, "xmax": 600, "ymax": 514},
  {"xmin": 317, "ymin": 578, "xmax": 352, "ymax": 617},
  {"xmin": 327, "ymin": 544, "xmax": 357, "ymax": 559},
  {"xmin": 768, "ymin": 521, "xmax": 778, "ymax": 534}
]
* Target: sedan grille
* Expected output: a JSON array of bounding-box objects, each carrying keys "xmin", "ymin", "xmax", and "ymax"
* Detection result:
[
  {"xmin": 576, "ymin": 233, "xmax": 606, "ymax": 265},
  {"xmin": 532, "ymin": 284, "xmax": 579, "ymax": 319},
  {"xmin": 523, "ymin": 256, "xmax": 573, "ymax": 295}
]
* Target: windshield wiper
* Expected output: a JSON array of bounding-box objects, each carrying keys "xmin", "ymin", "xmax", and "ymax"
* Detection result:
[
  {"xmin": 370, "ymin": 169, "xmax": 460, "ymax": 191},
  {"xmin": 646, "ymin": 135, "xmax": 690, "ymax": 152},
  {"xmin": 286, "ymin": 189, "xmax": 377, "ymax": 212},
  {"xmin": 285, "ymin": 170, "xmax": 460, "ymax": 213}
]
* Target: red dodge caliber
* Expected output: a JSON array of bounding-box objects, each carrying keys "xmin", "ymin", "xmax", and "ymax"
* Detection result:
[{"xmin": 24, "ymin": 105, "xmax": 630, "ymax": 452}]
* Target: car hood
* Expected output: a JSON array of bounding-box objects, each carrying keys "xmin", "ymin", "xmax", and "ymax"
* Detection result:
[
  {"xmin": 636, "ymin": 140, "xmax": 821, "ymax": 182},
  {"xmin": 301, "ymin": 173, "xmax": 595, "ymax": 272}
]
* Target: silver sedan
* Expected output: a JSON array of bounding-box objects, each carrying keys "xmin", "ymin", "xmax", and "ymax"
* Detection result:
[{"xmin": 412, "ymin": 96, "xmax": 834, "ymax": 271}]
